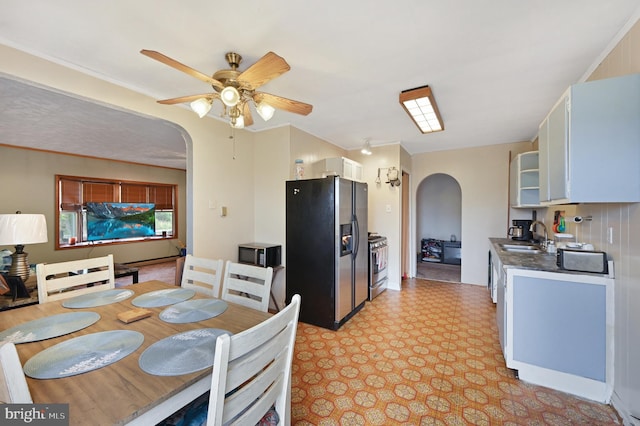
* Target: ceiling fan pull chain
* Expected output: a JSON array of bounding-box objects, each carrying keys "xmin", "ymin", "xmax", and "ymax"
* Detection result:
[{"xmin": 229, "ymin": 127, "xmax": 236, "ymax": 160}]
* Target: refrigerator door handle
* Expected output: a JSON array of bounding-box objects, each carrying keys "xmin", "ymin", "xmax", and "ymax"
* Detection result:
[{"xmin": 353, "ymin": 215, "xmax": 359, "ymax": 258}]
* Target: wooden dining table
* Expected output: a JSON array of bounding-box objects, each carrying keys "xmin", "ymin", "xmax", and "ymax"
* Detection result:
[{"xmin": 0, "ymin": 280, "xmax": 272, "ymax": 425}]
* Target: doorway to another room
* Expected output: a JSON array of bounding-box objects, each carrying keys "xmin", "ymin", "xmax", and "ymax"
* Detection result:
[{"xmin": 416, "ymin": 173, "xmax": 462, "ymax": 283}]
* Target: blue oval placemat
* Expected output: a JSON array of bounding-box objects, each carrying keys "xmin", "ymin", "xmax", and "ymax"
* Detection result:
[
  {"xmin": 132, "ymin": 288, "xmax": 196, "ymax": 308},
  {"xmin": 0, "ymin": 312, "xmax": 100, "ymax": 344},
  {"xmin": 159, "ymin": 299, "xmax": 228, "ymax": 324},
  {"xmin": 23, "ymin": 330, "xmax": 144, "ymax": 379},
  {"xmin": 62, "ymin": 289, "xmax": 134, "ymax": 309},
  {"xmin": 139, "ymin": 328, "xmax": 231, "ymax": 376}
]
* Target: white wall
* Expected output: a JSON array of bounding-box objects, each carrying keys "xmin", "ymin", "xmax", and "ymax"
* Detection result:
[
  {"xmin": 350, "ymin": 145, "xmax": 403, "ymax": 290},
  {"xmin": 411, "ymin": 142, "xmax": 533, "ymax": 285},
  {"xmin": 254, "ymin": 126, "xmax": 290, "ymax": 246},
  {"xmin": 253, "ymin": 126, "xmax": 290, "ymax": 310}
]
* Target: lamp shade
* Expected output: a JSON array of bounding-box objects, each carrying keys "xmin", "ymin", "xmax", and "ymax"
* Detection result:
[{"xmin": 0, "ymin": 214, "xmax": 48, "ymax": 245}]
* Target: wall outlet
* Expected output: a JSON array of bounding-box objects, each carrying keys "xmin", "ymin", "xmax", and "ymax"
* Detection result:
[{"xmin": 607, "ymin": 227, "xmax": 614, "ymax": 244}]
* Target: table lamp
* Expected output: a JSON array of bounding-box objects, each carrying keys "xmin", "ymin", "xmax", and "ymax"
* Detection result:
[{"xmin": 0, "ymin": 213, "xmax": 48, "ymax": 281}]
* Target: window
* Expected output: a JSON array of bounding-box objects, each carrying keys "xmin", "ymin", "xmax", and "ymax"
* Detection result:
[{"xmin": 56, "ymin": 175, "xmax": 178, "ymax": 249}]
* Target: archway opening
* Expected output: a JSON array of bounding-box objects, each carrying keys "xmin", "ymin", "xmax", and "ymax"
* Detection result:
[{"xmin": 416, "ymin": 173, "xmax": 462, "ymax": 282}]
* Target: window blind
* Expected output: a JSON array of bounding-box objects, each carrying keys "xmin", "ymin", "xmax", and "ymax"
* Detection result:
[
  {"xmin": 121, "ymin": 184, "xmax": 148, "ymax": 203},
  {"xmin": 150, "ymin": 185, "xmax": 173, "ymax": 210},
  {"xmin": 82, "ymin": 182, "xmax": 117, "ymax": 204}
]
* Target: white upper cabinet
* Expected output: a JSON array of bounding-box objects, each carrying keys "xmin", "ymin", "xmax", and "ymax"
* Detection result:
[
  {"xmin": 538, "ymin": 73, "xmax": 640, "ymax": 204},
  {"xmin": 510, "ymin": 151, "xmax": 541, "ymax": 208},
  {"xmin": 312, "ymin": 157, "xmax": 363, "ymax": 182}
]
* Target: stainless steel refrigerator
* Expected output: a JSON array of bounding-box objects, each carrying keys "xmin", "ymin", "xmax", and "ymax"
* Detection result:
[{"xmin": 285, "ymin": 176, "xmax": 368, "ymax": 330}]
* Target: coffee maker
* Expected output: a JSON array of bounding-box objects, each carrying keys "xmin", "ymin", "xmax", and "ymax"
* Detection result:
[{"xmin": 508, "ymin": 219, "xmax": 533, "ymax": 241}]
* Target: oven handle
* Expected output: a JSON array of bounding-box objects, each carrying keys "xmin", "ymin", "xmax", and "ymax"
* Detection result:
[
  {"xmin": 377, "ymin": 244, "xmax": 388, "ymax": 270},
  {"xmin": 370, "ymin": 243, "xmax": 388, "ymax": 271}
]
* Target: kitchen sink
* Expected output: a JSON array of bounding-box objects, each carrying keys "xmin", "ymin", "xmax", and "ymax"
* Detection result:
[{"xmin": 499, "ymin": 243, "xmax": 542, "ymax": 254}]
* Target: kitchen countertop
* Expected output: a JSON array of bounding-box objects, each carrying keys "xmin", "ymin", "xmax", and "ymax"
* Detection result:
[{"xmin": 489, "ymin": 237, "xmax": 611, "ymax": 277}]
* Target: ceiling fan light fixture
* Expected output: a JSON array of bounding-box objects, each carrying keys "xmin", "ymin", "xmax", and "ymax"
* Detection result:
[
  {"xmin": 190, "ymin": 98, "xmax": 212, "ymax": 118},
  {"xmin": 256, "ymin": 102, "xmax": 275, "ymax": 121},
  {"xmin": 232, "ymin": 115, "xmax": 245, "ymax": 129},
  {"xmin": 399, "ymin": 85, "xmax": 444, "ymax": 134},
  {"xmin": 143, "ymin": 49, "xmax": 313, "ymax": 130},
  {"xmin": 220, "ymin": 86, "xmax": 241, "ymax": 107}
]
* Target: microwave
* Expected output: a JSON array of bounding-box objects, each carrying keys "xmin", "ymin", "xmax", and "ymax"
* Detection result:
[{"xmin": 238, "ymin": 243, "xmax": 281, "ymax": 268}]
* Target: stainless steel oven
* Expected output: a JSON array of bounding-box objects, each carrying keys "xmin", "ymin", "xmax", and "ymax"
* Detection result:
[{"xmin": 368, "ymin": 236, "xmax": 388, "ymax": 300}]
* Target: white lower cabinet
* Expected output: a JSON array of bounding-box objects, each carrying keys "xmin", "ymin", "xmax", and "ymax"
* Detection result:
[{"xmin": 504, "ymin": 268, "xmax": 614, "ymax": 402}]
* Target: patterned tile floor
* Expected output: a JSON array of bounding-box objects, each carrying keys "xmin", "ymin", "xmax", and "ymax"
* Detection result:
[{"xmin": 291, "ymin": 279, "xmax": 621, "ymax": 425}]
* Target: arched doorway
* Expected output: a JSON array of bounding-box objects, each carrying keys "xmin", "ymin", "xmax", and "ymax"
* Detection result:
[{"xmin": 416, "ymin": 173, "xmax": 462, "ymax": 282}]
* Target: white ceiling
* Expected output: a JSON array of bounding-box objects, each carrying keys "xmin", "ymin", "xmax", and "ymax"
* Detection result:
[{"xmin": 1, "ymin": 0, "xmax": 639, "ymax": 170}]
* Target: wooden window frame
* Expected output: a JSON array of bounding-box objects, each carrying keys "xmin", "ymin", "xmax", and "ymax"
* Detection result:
[{"xmin": 55, "ymin": 175, "xmax": 178, "ymax": 250}]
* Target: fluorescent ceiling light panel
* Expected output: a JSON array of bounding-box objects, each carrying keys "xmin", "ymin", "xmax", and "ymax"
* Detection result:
[{"xmin": 399, "ymin": 85, "xmax": 444, "ymax": 134}]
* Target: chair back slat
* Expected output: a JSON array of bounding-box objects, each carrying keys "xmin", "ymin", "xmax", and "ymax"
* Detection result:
[
  {"xmin": 180, "ymin": 254, "xmax": 224, "ymax": 297},
  {"xmin": 226, "ymin": 324, "xmax": 291, "ymax": 390},
  {"xmin": 221, "ymin": 261, "xmax": 273, "ymax": 312},
  {"xmin": 36, "ymin": 254, "xmax": 115, "ymax": 303}
]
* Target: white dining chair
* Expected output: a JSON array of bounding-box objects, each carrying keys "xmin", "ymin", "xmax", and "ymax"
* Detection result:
[
  {"xmin": 221, "ymin": 261, "xmax": 273, "ymax": 312},
  {"xmin": 208, "ymin": 293, "xmax": 301, "ymax": 425},
  {"xmin": 0, "ymin": 341, "xmax": 32, "ymax": 403},
  {"xmin": 36, "ymin": 254, "xmax": 116, "ymax": 303},
  {"xmin": 180, "ymin": 254, "xmax": 224, "ymax": 298}
]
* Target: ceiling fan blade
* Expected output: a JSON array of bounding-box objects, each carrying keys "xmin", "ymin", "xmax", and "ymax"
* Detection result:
[
  {"xmin": 140, "ymin": 50, "xmax": 224, "ymax": 91},
  {"xmin": 238, "ymin": 52, "xmax": 291, "ymax": 90},
  {"xmin": 242, "ymin": 103, "xmax": 254, "ymax": 127},
  {"xmin": 157, "ymin": 93, "xmax": 218, "ymax": 105},
  {"xmin": 255, "ymin": 92, "xmax": 313, "ymax": 116}
]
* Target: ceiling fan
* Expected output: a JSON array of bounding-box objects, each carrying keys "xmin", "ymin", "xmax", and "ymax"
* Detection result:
[{"xmin": 140, "ymin": 50, "xmax": 313, "ymax": 129}]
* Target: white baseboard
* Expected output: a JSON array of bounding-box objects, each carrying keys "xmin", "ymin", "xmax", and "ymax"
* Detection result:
[
  {"xmin": 387, "ymin": 279, "xmax": 401, "ymax": 291},
  {"xmin": 514, "ymin": 363, "xmax": 611, "ymax": 403}
]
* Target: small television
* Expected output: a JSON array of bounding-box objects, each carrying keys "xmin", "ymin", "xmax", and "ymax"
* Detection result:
[{"xmin": 86, "ymin": 202, "xmax": 155, "ymax": 241}]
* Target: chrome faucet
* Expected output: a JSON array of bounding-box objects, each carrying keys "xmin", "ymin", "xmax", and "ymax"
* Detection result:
[{"xmin": 529, "ymin": 221, "xmax": 548, "ymax": 248}]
